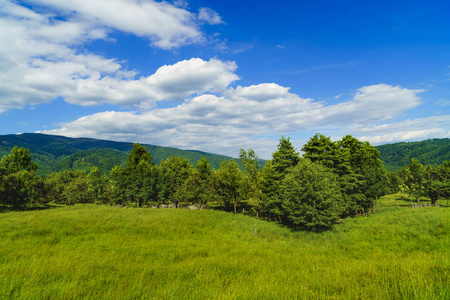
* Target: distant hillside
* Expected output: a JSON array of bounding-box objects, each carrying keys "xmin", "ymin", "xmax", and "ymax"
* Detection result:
[
  {"xmin": 375, "ymin": 138, "xmax": 450, "ymax": 172},
  {"xmin": 0, "ymin": 133, "xmax": 238, "ymax": 175}
]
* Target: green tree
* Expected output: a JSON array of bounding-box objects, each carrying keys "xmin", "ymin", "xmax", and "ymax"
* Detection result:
[
  {"xmin": 45, "ymin": 169, "xmax": 91, "ymax": 205},
  {"xmin": 239, "ymin": 149, "xmax": 262, "ymax": 210},
  {"xmin": 423, "ymin": 161, "xmax": 450, "ymax": 205},
  {"xmin": 404, "ymin": 158, "xmax": 425, "ymax": 202},
  {"xmin": 158, "ymin": 156, "xmax": 195, "ymax": 208},
  {"xmin": 62, "ymin": 174, "xmax": 92, "ymax": 205},
  {"xmin": 109, "ymin": 144, "xmax": 157, "ymax": 207},
  {"xmin": 260, "ymin": 136, "xmax": 300, "ymax": 220},
  {"xmin": 87, "ymin": 166, "xmax": 110, "ymax": 204},
  {"xmin": 386, "ymin": 172, "xmax": 402, "ymax": 194},
  {"xmin": 340, "ymin": 135, "xmax": 387, "ymax": 206},
  {"xmin": 259, "ymin": 160, "xmax": 281, "ymax": 219},
  {"xmin": 281, "ymin": 159, "xmax": 343, "ymax": 231},
  {"xmin": 272, "ymin": 136, "xmax": 300, "ymax": 177},
  {"xmin": 216, "ymin": 160, "xmax": 247, "ymax": 214},
  {"xmin": 128, "ymin": 143, "xmax": 153, "ymax": 167},
  {"xmin": 302, "ymin": 133, "xmax": 338, "ymax": 169},
  {"xmin": 0, "ymin": 146, "xmax": 37, "ymax": 174},
  {"xmin": 302, "ymin": 134, "xmax": 387, "ymax": 214},
  {"xmin": 0, "ymin": 147, "xmax": 41, "ymax": 209},
  {"xmin": 182, "ymin": 157, "xmax": 217, "ymax": 207},
  {"xmin": 302, "ymin": 134, "xmax": 363, "ymax": 215},
  {"xmin": 110, "ymin": 165, "xmax": 126, "ymax": 205}
]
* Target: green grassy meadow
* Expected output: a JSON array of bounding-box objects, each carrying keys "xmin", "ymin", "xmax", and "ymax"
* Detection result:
[{"xmin": 1, "ymin": 195, "xmax": 449, "ymax": 299}]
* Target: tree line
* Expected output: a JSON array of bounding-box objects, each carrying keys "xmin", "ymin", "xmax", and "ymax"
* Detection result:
[
  {"xmin": 386, "ymin": 158, "xmax": 450, "ymax": 205},
  {"xmin": 1, "ymin": 134, "xmax": 449, "ymax": 231}
]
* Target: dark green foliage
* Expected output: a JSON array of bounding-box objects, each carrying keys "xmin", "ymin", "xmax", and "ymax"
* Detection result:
[
  {"xmin": 403, "ymin": 158, "xmax": 425, "ymax": 202},
  {"xmin": 0, "ymin": 147, "xmax": 41, "ymax": 209},
  {"xmin": 216, "ymin": 160, "xmax": 247, "ymax": 214},
  {"xmin": 180, "ymin": 157, "xmax": 217, "ymax": 207},
  {"xmin": 340, "ymin": 135, "xmax": 388, "ymax": 208},
  {"xmin": 376, "ymin": 138, "xmax": 450, "ymax": 171},
  {"xmin": 259, "ymin": 160, "xmax": 281, "ymax": 219},
  {"xmin": 260, "ymin": 136, "xmax": 301, "ymax": 220},
  {"xmin": 281, "ymin": 159, "xmax": 343, "ymax": 231},
  {"xmin": 239, "ymin": 149, "xmax": 260, "ymax": 180},
  {"xmin": 386, "ymin": 172, "xmax": 402, "ymax": 194},
  {"xmin": 271, "ymin": 136, "xmax": 300, "ymax": 177},
  {"xmin": 0, "ymin": 133, "xmax": 237, "ymax": 175},
  {"xmin": 239, "ymin": 149, "xmax": 262, "ymax": 209},
  {"xmin": 45, "ymin": 169, "xmax": 93, "ymax": 205},
  {"xmin": 158, "ymin": 156, "xmax": 195, "ymax": 208},
  {"xmin": 87, "ymin": 167, "xmax": 110, "ymax": 204},
  {"xmin": 0, "ymin": 146, "xmax": 37, "ymax": 173},
  {"xmin": 5, "ymin": 133, "xmax": 448, "ymax": 235},
  {"xmin": 302, "ymin": 133, "xmax": 339, "ymax": 169},
  {"xmin": 54, "ymin": 149, "xmax": 128, "ymax": 174},
  {"xmin": 302, "ymin": 134, "xmax": 387, "ymax": 215},
  {"xmin": 405, "ymin": 160, "xmax": 450, "ymax": 205},
  {"xmin": 110, "ymin": 144, "xmax": 158, "ymax": 207}
]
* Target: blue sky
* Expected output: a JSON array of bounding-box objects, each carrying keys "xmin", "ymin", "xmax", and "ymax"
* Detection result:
[{"xmin": 0, "ymin": 0, "xmax": 449, "ymax": 158}]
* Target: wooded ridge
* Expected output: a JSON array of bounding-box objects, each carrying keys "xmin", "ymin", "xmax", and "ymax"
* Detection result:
[
  {"xmin": 0, "ymin": 133, "xmax": 237, "ymax": 175},
  {"xmin": 1, "ymin": 133, "xmax": 449, "ymax": 175},
  {"xmin": 375, "ymin": 138, "xmax": 450, "ymax": 171}
]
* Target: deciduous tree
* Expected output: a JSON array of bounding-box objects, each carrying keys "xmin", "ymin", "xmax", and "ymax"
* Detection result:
[
  {"xmin": 281, "ymin": 159, "xmax": 343, "ymax": 231},
  {"xmin": 216, "ymin": 160, "xmax": 247, "ymax": 214}
]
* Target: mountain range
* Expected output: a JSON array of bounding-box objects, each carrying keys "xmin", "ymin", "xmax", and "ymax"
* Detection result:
[
  {"xmin": 374, "ymin": 138, "xmax": 450, "ymax": 172},
  {"xmin": 0, "ymin": 133, "xmax": 449, "ymax": 175},
  {"xmin": 0, "ymin": 133, "xmax": 236, "ymax": 175}
]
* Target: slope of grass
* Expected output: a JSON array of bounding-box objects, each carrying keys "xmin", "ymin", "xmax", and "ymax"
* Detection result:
[{"xmin": 0, "ymin": 196, "xmax": 449, "ymax": 299}]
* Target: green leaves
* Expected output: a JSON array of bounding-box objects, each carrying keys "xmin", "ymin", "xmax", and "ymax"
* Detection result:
[
  {"xmin": 281, "ymin": 159, "xmax": 343, "ymax": 231},
  {"xmin": 0, "ymin": 146, "xmax": 37, "ymax": 174},
  {"xmin": 216, "ymin": 160, "xmax": 247, "ymax": 214},
  {"xmin": 0, "ymin": 146, "xmax": 40, "ymax": 209},
  {"xmin": 302, "ymin": 133, "xmax": 387, "ymax": 215}
]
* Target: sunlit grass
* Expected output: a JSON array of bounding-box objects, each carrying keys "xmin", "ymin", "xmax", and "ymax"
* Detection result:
[{"xmin": 1, "ymin": 195, "xmax": 449, "ymax": 299}]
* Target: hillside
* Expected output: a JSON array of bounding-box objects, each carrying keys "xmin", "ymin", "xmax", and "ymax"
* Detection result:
[
  {"xmin": 0, "ymin": 194, "xmax": 448, "ymax": 299},
  {"xmin": 375, "ymin": 138, "xmax": 450, "ymax": 172},
  {"xmin": 0, "ymin": 133, "xmax": 237, "ymax": 175},
  {"xmin": 2, "ymin": 133, "xmax": 449, "ymax": 175}
]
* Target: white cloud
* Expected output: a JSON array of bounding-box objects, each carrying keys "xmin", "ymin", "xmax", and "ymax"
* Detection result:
[
  {"xmin": 63, "ymin": 58, "xmax": 239, "ymax": 109},
  {"xmin": 25, "ymin": 0, "xmax": 204, "ymax": 49},
  {"xmin": 436, "ymin": 99, "xmax": 450, "ymax": 107},
  {"xmin": 355, "ymin": 115, "xmax": 450, "ymax": 145},
  {"xmin": 41, "ymin": 83, "xmax": 426, "ymax": 158},
  {"xmin": 198, "ymin": 7, "xmax": 225, "ymax": 25},
  {"xmin": 0, "ymin": 1, "xmax": 225, "ymax": 112},
  {"xmin": 144, "ymin": 58, "xmax": 239, "ymax": 103}
]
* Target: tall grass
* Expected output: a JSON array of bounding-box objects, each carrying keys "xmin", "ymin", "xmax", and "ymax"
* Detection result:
[{"xmin": 0, "ymin": 195, "xmax": 449, "ymax": 299}]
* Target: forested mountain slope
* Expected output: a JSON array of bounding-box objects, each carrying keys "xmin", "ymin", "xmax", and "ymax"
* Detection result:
[
  {"xmin": 375, "ymin": 138, "xmax": 450, "ymax": 171},
  {"xmin": 2, "ymin": 133, "xmax": 448, "ymax": 175},
  {"xmin": 0, "ymin": 133, "xmax": 236, "ymax": 175}
]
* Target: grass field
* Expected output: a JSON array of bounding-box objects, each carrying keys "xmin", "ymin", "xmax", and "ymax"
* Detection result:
[{"xmin": 0, "ymin": 194, "xmax": 449, "ymax": 299}]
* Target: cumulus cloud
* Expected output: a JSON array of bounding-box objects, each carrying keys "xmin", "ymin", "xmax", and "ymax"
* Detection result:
[
  {"xmin": 41, "ymin": 83, "xmax": 426, "ymax": 157},
  {"xmin": 62, "ymin": 58, "xmax": 239, "ymax": 109},
  {"xmin": 144, "ymin": 58, "xmax": 238, "ymax": 103},
  {"xmin": 355, "ymin": 115, "xmax": 450, "ymax": 145},
  {"xmin": 25, "ymin": 0, "xmax": 204, "ymax": 49},
  {"xmin": 198, "ymin": 8, "xmax": 225, "ymax": 25},
  {"xmin": 0, "ymin": 1, "xmax": 225, "ymax": 112}
]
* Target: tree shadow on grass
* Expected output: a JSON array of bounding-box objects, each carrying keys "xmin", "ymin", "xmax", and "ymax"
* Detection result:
[{"xmin": 0, "ymin": 203, "xmax": 62, "ymax": 213}]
